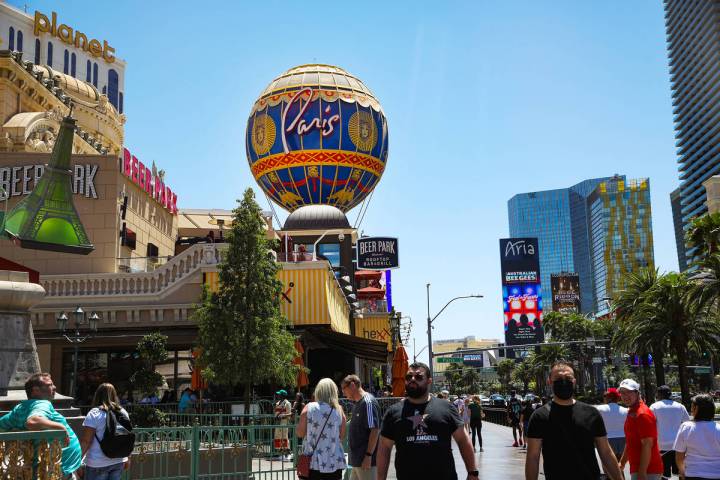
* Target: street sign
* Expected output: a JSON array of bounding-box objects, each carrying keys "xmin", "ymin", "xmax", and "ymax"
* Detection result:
[
  {"xmin": 592, "ymin": 357, "xmax": 602, "ymax": 364},
  {"xmin": 694, "ymin": 366, "xmax": 711, "ymax": 374},
  {"xmin": 437, "ymin": 357, "xmax": 463, "ymax": 363}
]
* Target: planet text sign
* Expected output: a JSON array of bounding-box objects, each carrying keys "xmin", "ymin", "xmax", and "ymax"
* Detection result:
[
  {"xmin": 499, "ymin": 238, "xmax": 544, "ymax": 360},
  {"xmin": 34, "ymin": 11, "xmax": 116, "ymax": 63},
  {"xmin": 357, "ymin": 237, "xmax": 399, "ymax": 270}
]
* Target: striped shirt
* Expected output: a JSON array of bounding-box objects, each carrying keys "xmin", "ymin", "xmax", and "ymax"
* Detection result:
[{"xmin": 348, "ymin": 392, "xmax": 380, "ymax": 467}]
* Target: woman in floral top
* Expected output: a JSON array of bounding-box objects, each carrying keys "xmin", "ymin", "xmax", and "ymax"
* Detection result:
[{"xmin": 297, "ymin": 378, "xmax": 347, "ymax": 479}]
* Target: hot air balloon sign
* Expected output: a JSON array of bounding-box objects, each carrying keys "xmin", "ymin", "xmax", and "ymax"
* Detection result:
[{"xmin": 246, "ymin": 64, "xmax": 389, "ymax": 213}]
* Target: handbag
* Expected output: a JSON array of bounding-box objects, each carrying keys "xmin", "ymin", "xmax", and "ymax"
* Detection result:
[{"xmin": 297, "ymin": 406, "xmax": 332, "ymax": 479}]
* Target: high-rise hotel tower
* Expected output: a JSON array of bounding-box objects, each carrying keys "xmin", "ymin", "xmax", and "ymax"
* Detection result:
[{"xmin": 664, "ymin": 1, "xmax": 720, "ymax": 265}]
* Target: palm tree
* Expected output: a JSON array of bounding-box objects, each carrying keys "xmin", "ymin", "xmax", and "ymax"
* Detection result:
[
  {"xmin": 495, "ymin": 359, "xmax": 516, "ymax": 394},
  {"xmin": 687, "ymin": 212, "xmax": 720, "ymax": 261},
  {"xmin": 649, "ymin": 272, "xmax": 720, "ymax": 406},
  {"xmin": 511, "ymin": 359, "xmax": 535, "ymax": 394},
  {"xmin": 611, "ymin": 267, "xmax": 660, "ymax": 397},
  {"xmin": 461, "ymin": 367, "xmax": 480, "ymax": 394},
  {"xmin": 444, "ymin": 363, "xmax": 462, "ymax": 392}
]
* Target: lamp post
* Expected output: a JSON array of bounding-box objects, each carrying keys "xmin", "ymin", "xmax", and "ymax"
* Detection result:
[
  {"xmin": 426, "ymin": 283, "xmax": 482, "ymax": 385},
  {"xmin": 57, "ymin": 306, "xmax": 99, "ymax": 400},
  {"xmin": 312, "ymin": 230, "xmax": 346, "ymax": 261}
]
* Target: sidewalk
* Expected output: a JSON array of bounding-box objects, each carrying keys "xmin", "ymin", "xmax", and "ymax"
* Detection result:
[
  {"xmin": 385, "ymin": 421, "xmax": 675, "ymax": 479},
  {"xmin": 385, "ymin": 421, "xmax": 526, "ymax": 479}
]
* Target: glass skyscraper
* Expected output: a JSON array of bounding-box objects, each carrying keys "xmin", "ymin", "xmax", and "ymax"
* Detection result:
[
  {"xmin": 508, "ymin": 177, "xmax": 612, "ymax": 313},
  {"xmin": 664, "ymin": 1, "xmax": 720, "ymax": 263},
  {"xmin": 588, "ymin": 177, "xmax": 655, "ymax": 315}
]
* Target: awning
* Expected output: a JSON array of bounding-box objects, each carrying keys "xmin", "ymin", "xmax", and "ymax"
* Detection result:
[
  {"xmin": 301, "ymin": 327, "xmax": 388, "ymax": 363},
  {"xmin": 357, "ymin": 286, "xmax": 385, "ymax": 295},
  {"xmin": 355, "ymin": 270, "xmax": 383, "ymax": 278}
]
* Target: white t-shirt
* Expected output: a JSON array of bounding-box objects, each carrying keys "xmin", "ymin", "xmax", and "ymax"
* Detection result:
[
  {"xmin": 650, "ymin": 399, "xmax": 690, "ymax": 451},
  {"xmin": 595, "ymin": 402, "xmax": 628, "ymax": 439},
  {"xmin": 673, "ymin": 421, "xmax": 720, "ymax": 479},
  {"xmin": 82, "ymin": 407, "xmax": 130, "ymax": 468}
]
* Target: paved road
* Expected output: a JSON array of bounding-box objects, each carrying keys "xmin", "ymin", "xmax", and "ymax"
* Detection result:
[{"xmin": 384, "ymin": 421, "xmax": 527, "ymax": 479}]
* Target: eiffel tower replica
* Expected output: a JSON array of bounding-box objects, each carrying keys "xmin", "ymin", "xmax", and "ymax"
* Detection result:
[{"xmin": 3, "ymin": 112, "xmax": 94, "ymax": 254}]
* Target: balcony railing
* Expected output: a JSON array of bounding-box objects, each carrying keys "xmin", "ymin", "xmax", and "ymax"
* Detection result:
[
  {"xmin": 41, "ymin": 243, "xmax": 227, "ymax": 299},
  {"xmin": 0, "ymin": 429, "xmax": 65, "ymax": 479},
  {"xmin": 357, "ymin": 298, "xmax": 388, "ymax": 314},
  {"xmin": 117, "ymin": 256, "xmax": 172, "ymax": 273}
]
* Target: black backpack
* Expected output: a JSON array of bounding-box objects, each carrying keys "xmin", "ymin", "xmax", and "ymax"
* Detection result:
[{"xmin": 95, "ymin": 408, "xmax": 135, "ymax": 458}]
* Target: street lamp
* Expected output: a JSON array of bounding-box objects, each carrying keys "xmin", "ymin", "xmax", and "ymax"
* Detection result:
[
  {"xmin": 426, "ymin": 283, "xmax": 482, "ymax": 385},
  {"xmin": 312, "ymin": 230, "xmax": 346, "ymax": 261},
  {"xmin": 57, "ymin": 306, "xmax": 100, "ymax": 401}
]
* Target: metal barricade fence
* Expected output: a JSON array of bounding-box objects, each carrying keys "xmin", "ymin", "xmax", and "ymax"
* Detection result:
[
  {"xmin": 481, "ymin": 407, "xmax": 509, "ymax": 426},
  {"xmin": 78, "ymin": 400, "xmax": 276, "ymax": 417},
  {"xmin": 0, "ymin": 429, "xmax": 65, "ymax": 480},
  {"xmin": 122, "ymin": 423, "xmax": 298, "ymax": 480}
]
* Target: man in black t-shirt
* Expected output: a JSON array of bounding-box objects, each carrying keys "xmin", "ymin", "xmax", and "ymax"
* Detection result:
[
  {"xmin": 377, "ymin": 362, "xmax": 478, "ymax": 480},
  {"xmin": 525, "ymin": 361, "xmax": 623, "ymax": 480}
]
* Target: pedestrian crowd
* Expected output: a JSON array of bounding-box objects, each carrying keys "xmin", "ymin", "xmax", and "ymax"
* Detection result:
[{"xmin": 1, "ymin": 366, "xmax": 719, "ymax": 480}]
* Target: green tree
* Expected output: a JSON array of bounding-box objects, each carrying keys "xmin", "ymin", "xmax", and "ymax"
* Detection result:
[
  {"xmin": 195, "ymin": 188, "xmax": 298, "ymax": 413},
  {"xmin": 460, "ymin": 367, "xmax": 481, "ymax": 394},
  {"xmin": 648, "ymin": 272, "xmax": 720, "ymax": 406},
  {"xmin": 496, "ymin": 359, "xmax": 516, "ymax": 394},
  {"xmin": 611, "ymin": 267, "xmax": 660, "ymax": 397},
  {"xmin": 444, "ymin": 363, "xmax": 462, "ymax": 392},
  {"xmin": 687, "ymin": 212, "xmax": 720, "ymax": 261},
  {"xmin": 511, "ymin": 359, "xmax": 535, "ymax": 394},
  {"xmin": 129, "ymin": 333, "xmax": 168, "ymax": 427}
]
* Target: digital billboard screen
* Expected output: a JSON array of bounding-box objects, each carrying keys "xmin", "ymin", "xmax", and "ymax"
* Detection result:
[
  {"xmin": 550, "ymin": 273, "xmax": 581, "ymax": 314},
  {"xmin": 499, "ymin": 238, "xmax": 544, "ymax": 359}
]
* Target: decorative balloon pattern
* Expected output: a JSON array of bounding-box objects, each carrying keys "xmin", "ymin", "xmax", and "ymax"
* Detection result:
[{"xmin": 246, "ymin": 65, "xmax": 389, "ymax": 212}]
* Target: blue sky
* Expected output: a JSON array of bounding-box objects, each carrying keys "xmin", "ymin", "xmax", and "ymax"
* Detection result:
[{"xmin": 19, "ymin": 1, "xmax": 678, "ymax": 359}]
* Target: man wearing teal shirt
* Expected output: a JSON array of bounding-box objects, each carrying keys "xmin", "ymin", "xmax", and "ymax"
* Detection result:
[{"xmin": 0, "ymin": 373, "xmax": 82, "ymax": 478}]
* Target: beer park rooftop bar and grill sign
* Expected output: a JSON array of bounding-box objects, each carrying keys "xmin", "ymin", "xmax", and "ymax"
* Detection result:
[{"xmin": 357, "ymin": 237, "xmax": 399, "ymax": 270}]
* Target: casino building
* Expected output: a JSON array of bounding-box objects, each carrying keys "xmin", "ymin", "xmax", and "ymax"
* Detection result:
[{"xmin": 0, "ymin": 5, "xmax": 395, "ymax": 402}]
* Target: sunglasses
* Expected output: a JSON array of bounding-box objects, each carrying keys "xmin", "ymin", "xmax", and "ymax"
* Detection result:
[{"xmin": 405, "ymin": 373, "xmax": 426, "ymax": 381}]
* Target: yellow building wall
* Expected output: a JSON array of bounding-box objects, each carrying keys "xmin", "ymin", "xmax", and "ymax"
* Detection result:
[
  {"xmin": 355, "ymin": 315, "xmax": 392, "ymax": 351},
  {"xmin": 204, "ymin": 263, "xmax": 351, "ymax": 334}
]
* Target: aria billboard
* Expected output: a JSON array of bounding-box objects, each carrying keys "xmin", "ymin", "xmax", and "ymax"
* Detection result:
[
  {"xmin": 499, "ymin": 238, "xmax": 544, "ymax": 359},
  {"xmin": 551, "ymin": 273, "xmax": 581, "ymax": 313}
]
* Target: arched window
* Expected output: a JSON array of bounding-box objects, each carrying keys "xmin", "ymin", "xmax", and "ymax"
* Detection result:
[
  {"xmin": 119, "ymin": 92, "xmax": 123, "ymax": 114},
  {"xmin": 92, "ymin": 63, "xmax": 98, "ymax": 87},
  {"xmin": 34, "ymin": 39, "xmax": 40, "ymax": 64},
  {"xmin": 86, "ymin": 60, "xmax": 91, "ymax": 82},
  {"xmin": 107, "ymin": 69, "xmax": 119, "ymax": 111},
  {"xmin": 70, "ymin": 53, "xmax": 76, "ymax": 76},
  {"xmin": 47, "ymin": 42, "xmax": 53, "ymax": 67},
  {"xmin": 16, "ymin": 30, "xmax": 22, "ymax": 52},
  {"xmin": 63, "ymin": 49, "xmax": 69, "ymax": 74},
  {"xmin": 8, "ymin": 27, "xmax": 14, "ymax": 51}
]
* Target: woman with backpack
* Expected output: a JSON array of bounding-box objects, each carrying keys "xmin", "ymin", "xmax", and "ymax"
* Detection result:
[{"xmin": 79, "ymin": 383, "xmax": 134, "ymax": 480}]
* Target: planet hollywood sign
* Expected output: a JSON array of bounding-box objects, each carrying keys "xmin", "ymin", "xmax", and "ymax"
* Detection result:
[{"xmin": 121, "ymin": 148, "xmax": 178, "ymax": 214}]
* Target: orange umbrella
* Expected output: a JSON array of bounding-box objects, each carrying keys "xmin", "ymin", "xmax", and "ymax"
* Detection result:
[
  {"xmin": 391, "ymin": 345, "xmax": 409, "ymax": 397},
  {"xmin": 293, "ymin": 339, "xmax": 309, "ymax": 389},
  {"xmin": 191, "ymin": 347, "xmax": 208, "ymax": 391}
]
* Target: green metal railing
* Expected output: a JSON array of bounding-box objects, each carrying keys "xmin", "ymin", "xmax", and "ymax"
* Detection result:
[
  {"xmin": 0, "ymin": 429, "xmax": 65, "ymax": 479},
  {"xmin": 79, "ymin": 400, "xmax": 276, "ymax": 417},
  {"xmin": 164, "ymin": 414, "xmax": 280, "ymax": 427},
  {"xmin": 122, "ymin": 423, "xmax": 298, "ymax": 479}
]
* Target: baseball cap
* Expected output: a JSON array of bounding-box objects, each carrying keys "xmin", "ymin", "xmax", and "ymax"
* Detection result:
[
  {"xmin": 275, "ymin": 389, "xmax": 288, "ymax": 396},
  {"xmin": 618, "ymin": 379, "xmax": 640, "ymax": 392},
  {"xmin": 605, "ymin": 388, "xmax": 620, "ymax": 399}
]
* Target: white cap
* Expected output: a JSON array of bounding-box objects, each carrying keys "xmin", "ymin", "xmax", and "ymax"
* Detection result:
[
  {"xmin": 618, "ymin": 378, "xmax": 640, "ymax": 392},
  {"xmin": 441, "ymin": 390, "xmax": 450, "ymax": 395}
]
